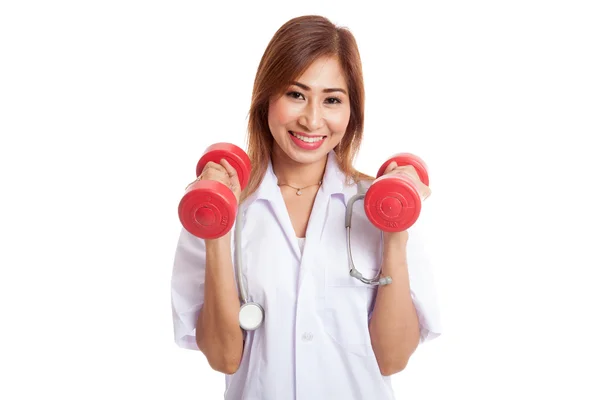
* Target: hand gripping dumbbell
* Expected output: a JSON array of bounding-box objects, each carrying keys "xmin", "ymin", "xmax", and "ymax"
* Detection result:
[
  {"xmin": 364, "ymin": 153, "xmax": 429, "ymax": 232},
  {"xmin": 178, "ymin": 143, "xmax": 251, "ymax": 239}
]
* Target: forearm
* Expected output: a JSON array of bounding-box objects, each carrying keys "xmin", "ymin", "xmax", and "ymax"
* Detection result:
[
  {"xmin": 196, "ymin": 233, "xmax": 244, "ymax": 374},
  {"xmin": 368, "ymin": 234, "xmax": 420, "ymax": 375}
]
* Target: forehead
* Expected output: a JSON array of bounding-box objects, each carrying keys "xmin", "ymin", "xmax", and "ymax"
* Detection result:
[{"xmin": 294, "ymin": 56, "xmax": 347, "ymax": 90}]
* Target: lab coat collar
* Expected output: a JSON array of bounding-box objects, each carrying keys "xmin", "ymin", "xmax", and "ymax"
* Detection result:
[
  {"xmin": 321, "ymin": 150, "xmax": 348, "ymax": 198},
  {"xmin": 242, "ymin": 151, "xmax": 352, "ymax": 209},
  {"xmin": 243, "ymin": 161, "xmax": 279, "ymax": 207},
  {"xmin": 238, "ymin": 151, "xmax": 358, "ymax": 263}
]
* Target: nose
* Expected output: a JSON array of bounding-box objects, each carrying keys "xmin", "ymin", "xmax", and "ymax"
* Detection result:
[{"xmin": 298, "ymin": 102, "xmax": 325, "ymax": 131}]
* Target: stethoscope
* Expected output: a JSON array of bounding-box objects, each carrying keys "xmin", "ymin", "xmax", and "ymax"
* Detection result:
[{"xmin": 235, "ymin": 186, "xmax": 393, "ymax": 331}]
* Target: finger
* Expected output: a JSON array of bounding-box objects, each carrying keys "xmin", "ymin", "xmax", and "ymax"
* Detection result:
[
  {"xmin": 202, "ymin": 161, "xmax": 230, "ymax": 181},
  {"xmin": 199, "ymin": 165, "xmax": 230, "ymax": 186},
  {"xmin": 402, "ymin": 165, "xmax": 421, "ymax": 182},
  {"xmin": 202, "ymin": 169, "xmax": 229, "ymax": 183},
  {"xmin": 220, "ymin": 159, "xmax": 241, "ymax": 188},
  {"xmin": 420, "ymin": 184, "xmax": 432, "ymax": 200},
  {"xmin": 203, "ymin": 161, "xmax": 227, "ymax": 174},
  {"xmin": 412, "ymin": 177, "xmax": 431, "ymax": 200},
  {"xmin": 383, "ymin": 161, "xmax": 398, "ymax": 175},
  {"xmin": 395, "ymin": 166, "xmax": 430, "ymax": 199}
]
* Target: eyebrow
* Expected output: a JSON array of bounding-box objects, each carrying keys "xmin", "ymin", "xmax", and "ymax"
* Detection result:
[{"xmin": 291, "ymin": 81, "xmax": 347, "ymax": 95}]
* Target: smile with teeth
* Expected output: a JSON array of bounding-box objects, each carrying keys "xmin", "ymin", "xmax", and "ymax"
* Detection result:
[{"xmin": 289, "ymin": 131, "xmax": 325, "ymax": 143}]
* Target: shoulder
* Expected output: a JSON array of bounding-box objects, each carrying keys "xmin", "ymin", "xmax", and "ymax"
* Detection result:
[{"xmin": 339, "ymin": 175, "xmax": 374, "ymax": 205}]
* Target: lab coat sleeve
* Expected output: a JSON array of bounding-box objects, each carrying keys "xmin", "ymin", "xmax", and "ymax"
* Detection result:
[
  {"xmin": 171, "ymin": 227, "xmax": 207, "ymax": 351},
  {"xmin": 406, "ymin": 212, "xmax": 443, "ymax": 344}
]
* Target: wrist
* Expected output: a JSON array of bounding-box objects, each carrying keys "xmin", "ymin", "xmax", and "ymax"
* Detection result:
[
  {"xmin": 205, "ymin": 233, "xmax": 232, "ymax": 250},
  {"xmin": 383, "ymin": 231, "xmax": 408, "ymax": 247},
  {"xmin": 382, "ymin": 232, "xmax": 408, "ymax": 260}
]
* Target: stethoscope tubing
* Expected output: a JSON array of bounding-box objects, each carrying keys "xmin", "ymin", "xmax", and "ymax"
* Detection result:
[{"xmin": 234, "ymin": 190, "xmax": 393, "ymax": 330}]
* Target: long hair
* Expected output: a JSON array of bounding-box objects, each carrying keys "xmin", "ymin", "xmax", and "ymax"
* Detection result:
[{"xmin": 242, "ymin": 15, "xmax": 371, "ymax": 202}]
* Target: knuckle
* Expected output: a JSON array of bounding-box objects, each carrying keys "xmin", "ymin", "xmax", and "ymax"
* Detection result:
[{"xmin": 206, "ymin": 161, "xmax": 225, "ymax": 171}]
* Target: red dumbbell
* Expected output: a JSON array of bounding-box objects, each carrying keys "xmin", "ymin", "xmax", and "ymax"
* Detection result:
[
  {"xmin": 364, "ymin": 153, "xmax": 429, "ymax": 232},
  {"xmin": 178, "ymin": 143, "xmax": 251, "ymax": 239}
]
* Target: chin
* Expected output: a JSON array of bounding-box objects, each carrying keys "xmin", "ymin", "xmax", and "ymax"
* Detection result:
[{"xmin": 286, "ymin": 145, "xmax": 331, "ymax": 165}]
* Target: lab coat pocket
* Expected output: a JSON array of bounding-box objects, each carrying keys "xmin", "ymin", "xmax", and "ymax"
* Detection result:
[{"xmin": 323, "ymin": 265, "xmax": 379, "ymax": 357}]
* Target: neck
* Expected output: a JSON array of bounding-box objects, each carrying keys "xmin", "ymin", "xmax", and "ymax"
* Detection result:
[{"xmin": 271, "ymin": 147, "xmax": 327, "ymax": 188}]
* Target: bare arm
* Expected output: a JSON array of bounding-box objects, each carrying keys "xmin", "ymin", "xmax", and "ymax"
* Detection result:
[
  {"xmin": 367, "ymin": 160, "xmax": 432, "ymax": 375},
  {"xmin": 196, "ymin": 233, "xmax": 244, "ymax": 374},
  {"xmin": 193, "ymin": 158, "xmax": 245, "ymax": 374},
  {"xmin": 368, "ymin": 232, "xmax": 421, "ymax": 376}
]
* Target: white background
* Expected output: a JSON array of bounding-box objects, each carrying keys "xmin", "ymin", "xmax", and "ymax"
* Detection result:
[{"xmin": 1, "ymin": 0, "xmax": 599, "ymax": 399}]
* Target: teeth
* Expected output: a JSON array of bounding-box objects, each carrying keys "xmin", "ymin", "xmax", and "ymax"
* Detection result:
[{"xmin": 290, "ymin": 131, "xmax": 324, "ymax": 143}]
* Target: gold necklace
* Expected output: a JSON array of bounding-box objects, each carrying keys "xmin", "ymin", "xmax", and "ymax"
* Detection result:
[{"xmin": 277, "ymin": 180, "xmax": 322, "ymax": 196}]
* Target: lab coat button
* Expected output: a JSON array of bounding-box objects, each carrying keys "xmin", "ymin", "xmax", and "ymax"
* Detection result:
[{"xmin": 302, "ymin": 332, "xmax": 313, "ymax": 342}]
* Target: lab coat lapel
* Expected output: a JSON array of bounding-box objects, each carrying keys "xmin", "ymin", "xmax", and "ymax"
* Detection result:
[
  {"xmin": 243, "ymin": 161, "xmax": 302, "ymax": 260},
  {"xmin": 271, "ymin": 190, "xmax": 302, "ymax": 260},
  {"xmin": 242, "ymin": 152, "xmax": 350, "ymax": 263},
  {"xmin": 305, "ymin": 151, "xmax": 346, "ymax": 237},
  {"xmin": 300, "ymin": 152, "xmax": 347, "ymax": 280}
]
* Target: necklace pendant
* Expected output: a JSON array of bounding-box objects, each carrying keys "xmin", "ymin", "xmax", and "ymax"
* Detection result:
[{"xmin": 296, "ymin": 189, "xmax": 302, "ymax": 195}]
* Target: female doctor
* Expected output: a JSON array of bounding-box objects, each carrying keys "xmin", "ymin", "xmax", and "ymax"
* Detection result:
[{"xmin": 171, "ymin": 15, "xmax": 442, "ymax": 400}]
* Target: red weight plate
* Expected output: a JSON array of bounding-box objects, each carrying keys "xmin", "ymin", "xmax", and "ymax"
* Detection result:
[
  {"xmin": 376, "ymin": 153, "xmax": 429, "ymax": 186},
  {"xmin": 195, "ymin": 143, "xmax": 252, "ymax": 190},
  {"xmin": 178, "ymin": 179, "xmax": 238, "ymax": 239},
  {"xmin": 364, "ymin": 174, "xmax": 422, "ymax": 232}
]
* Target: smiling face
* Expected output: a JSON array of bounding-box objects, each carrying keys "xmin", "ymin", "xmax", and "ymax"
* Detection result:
[{"xmin": 268, "ymin": 56, "xmax": 351, "ymax": 165}]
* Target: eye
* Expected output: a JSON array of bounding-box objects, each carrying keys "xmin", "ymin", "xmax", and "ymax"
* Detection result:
[
  {"xmin": 286, "ymin": 91, "xmax": 305, "ymax": 100},
  {"xmin": 325, "ymin": 97, "xmax": 342, "ymax": 104}
]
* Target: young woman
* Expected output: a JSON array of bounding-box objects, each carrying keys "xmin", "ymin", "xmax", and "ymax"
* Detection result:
[{"xmin": 171, "ymin": 15, "xmax": 442, "ymax": 400}]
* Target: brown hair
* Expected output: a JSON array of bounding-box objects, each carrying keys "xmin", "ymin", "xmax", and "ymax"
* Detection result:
[{"xmin": 242, "ymin": 15, "xmax": 371, "ymax": 202}]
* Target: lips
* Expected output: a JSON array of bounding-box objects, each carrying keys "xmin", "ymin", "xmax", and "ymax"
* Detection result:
[
  {"xmin": 289, "ymin": 131, "xmax": 325, "ymax": 141},
  {"xmin": 288, "ymin": 131, "xmax": 326, "ymax": 150}
]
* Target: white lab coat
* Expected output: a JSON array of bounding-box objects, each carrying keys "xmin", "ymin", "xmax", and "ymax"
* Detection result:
[{"xmin": 171, "ymin": 151, "xmax": 442, "ymax": 400}]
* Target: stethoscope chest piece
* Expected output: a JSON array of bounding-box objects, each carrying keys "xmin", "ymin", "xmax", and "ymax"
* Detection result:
[{"xmin": 239, "ymin": 302, "xmax": 264, "ymax": 331}]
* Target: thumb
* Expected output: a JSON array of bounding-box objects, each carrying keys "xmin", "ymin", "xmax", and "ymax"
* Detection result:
[{"xmin": 220, "ymin": 159, "xmax": 241, "ymax": 191}]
